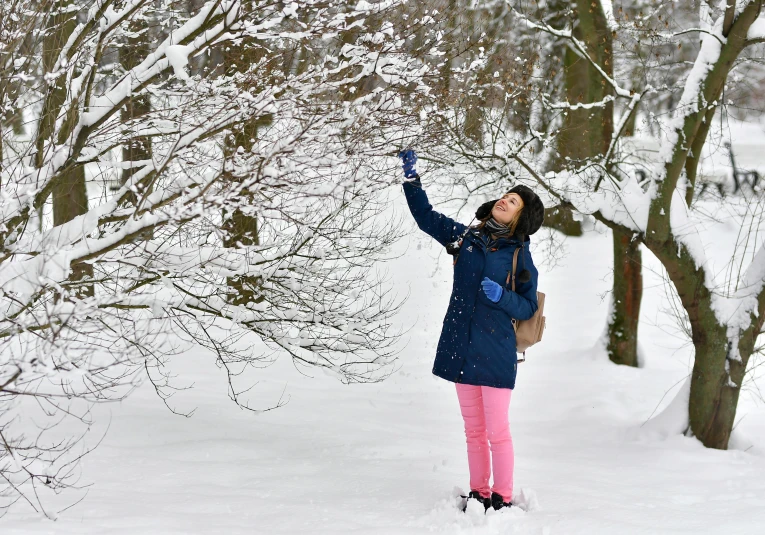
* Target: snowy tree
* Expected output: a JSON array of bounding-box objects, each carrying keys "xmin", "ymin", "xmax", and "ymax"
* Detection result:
[
  {"xmin": 510, "ymin": 0, "xmax": 765, "ymax": 449},
  {"xmin": 0, "ymin": 0, "xmax": 445, "ymax": 516}
]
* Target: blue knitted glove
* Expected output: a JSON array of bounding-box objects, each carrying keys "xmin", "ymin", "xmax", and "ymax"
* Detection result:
[
  {"xmin": 481, "ymin": 277, "xmax": 503, "ymax": 303},
  {"xmin": 398, "ymin": 149, "xmax": 418, "ymax": 178}
]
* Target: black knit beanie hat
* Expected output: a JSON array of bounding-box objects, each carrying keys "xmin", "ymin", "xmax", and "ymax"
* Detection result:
[{"xmin": 474, "ymin": 185, "xmax": 545, "ymax": 284}]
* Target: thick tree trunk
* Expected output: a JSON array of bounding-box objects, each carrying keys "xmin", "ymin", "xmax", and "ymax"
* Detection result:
[
  {"xmin": 556, "ymin": 0, "xmax": 614, "ymax": 166},
  {"xmin": 687, "ymin": 338, "xmax": 741, "ymax": 449},
  {"xmin": 683, "ymin": 2, "xmax": 763, "ymax": 446},
  {"xmin": 646, "ymin": 232, "xmax": 757, "ymax": 449},
  {"xmin": 221, "ymin": 114, "xmax": 270, "ymax": 305},
  {"xmin": 686, "ymin": 284, "xmax": 754, "ymax": 449},
  {"xmin": 51, "ymin": 164, "xmax": 91, "ymax": 291},
  {"xmin": 607, "ymin": 228, "xmax": 642, "ymax": 367},
  {"xmin": 557, "ymin": 1, "xmax": 642, "ymax": 365}
]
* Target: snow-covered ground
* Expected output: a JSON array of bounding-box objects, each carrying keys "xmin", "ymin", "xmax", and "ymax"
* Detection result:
[{"xmin": 5, "ymin": 196, "xmax": 765, "ymax": 534}]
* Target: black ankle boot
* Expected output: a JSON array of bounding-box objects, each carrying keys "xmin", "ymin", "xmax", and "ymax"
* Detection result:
[
  {"xmin": 461, "ymin": 490, "xmax": 491, "ymax": 512},
  {"xmin": 490, "ymin": 492, "xmax": 513, "ymax": 511}
]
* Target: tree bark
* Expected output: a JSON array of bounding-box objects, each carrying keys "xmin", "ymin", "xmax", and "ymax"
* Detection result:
[
  {"xmin": 644, "ymin": 219, "xmax": 765, "ymax": 449},
  {"xmin": 556, "ymin": 0, "xmax": 614, "ymax": 167},
  {"xmin": 120, "ymin": 16, "xmax": 152, "ymax": 201},
  {"xmin": 556, "ymin": 1, "xmax": 642, "ymax": 366},
  {"xmin": 220, "ymin": 1, "xmax": 269, "ymax": 306},
  {"xmin": 39, "ymin": 1, "xmax": 93, "ymax": 296},
  {"xmin": 688, "ymin": 336, "xmax": 742, "ymax": 449},
  {"xmin": 544, "ymin": 205, "xmax": 583, "ymax": 236},
  {"xmin": 607, "ymin": 228, "xmax": 642, "ymax": 367},
  {"xmin": 646, "ymin": 234, "xmax": 736, "ymax": 448}
]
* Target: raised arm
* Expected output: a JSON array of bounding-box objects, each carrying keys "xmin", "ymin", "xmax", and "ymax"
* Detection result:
[{"xmin": 399, "ymin": 150, "xmax": 467, "ymax": 246}]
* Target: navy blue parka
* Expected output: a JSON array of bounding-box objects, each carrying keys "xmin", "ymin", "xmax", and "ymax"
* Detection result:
[{"xmin": 403, "ymin": 178, "xmax": 539, "ymax": 390}]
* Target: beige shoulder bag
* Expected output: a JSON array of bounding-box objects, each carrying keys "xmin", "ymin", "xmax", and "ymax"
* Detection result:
[{"xmin": 506, "ymin": 248, "xmax": 546, "ymax": 361}]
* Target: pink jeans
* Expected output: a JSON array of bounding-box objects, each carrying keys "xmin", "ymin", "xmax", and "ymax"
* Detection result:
[{"xmin": 455, "ymin": 384, "xmax": 514, "ymax": 502}]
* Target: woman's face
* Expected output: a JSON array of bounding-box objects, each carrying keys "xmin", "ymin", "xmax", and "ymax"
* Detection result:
[{"xmin": 491, "ymin": 193, "xmax": 524, "ymax": 226}]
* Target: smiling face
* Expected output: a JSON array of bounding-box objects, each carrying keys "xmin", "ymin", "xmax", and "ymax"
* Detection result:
[{"xmin": 491, "ymin": 192, "xmax": 524, "ymax": 227}]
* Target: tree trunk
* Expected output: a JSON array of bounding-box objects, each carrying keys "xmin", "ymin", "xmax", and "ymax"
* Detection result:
[
  {"xmin": 687, "ymin": 337, "xmax": 741, "ymax": 449},
  {"xmin": 647, "ymin": 232, "xmax": 757, "ymax": 449},
  {"xmin": 686, "ymin": 273, "xmax": 753, "ymax": 449},
  {"xmin": 120, "ymin": 16, "xmax": 152, "ymax": 201},
  {"xmin": 607, "ymin": 228, "xmax": 642, "ymax": 367},
  {"xmin": 51, "ymin": 163, "xmax": 90, "ymax": 288},
  {"xmin": 40, "ymin": 1, "xmax": 93, "ymax": 296},
  {"xmin": 220, "ymin": 3, "xmax": 269, "ymax": 306},
  {"xmin": 557, "ymin": 1, "xmax": 642, "ymax": 366},
  {"xmin": 36, "ymin": 1, "xmax": 76, "ymax": 168},
  {"xmin": 556, "ymin": 0, "xmax": 614, "ymax": 166}
]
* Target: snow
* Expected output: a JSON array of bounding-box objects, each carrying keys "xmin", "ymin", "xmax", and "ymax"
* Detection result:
[
  {"xmin": 668, "ymin": 182, "xmax": 765, "ymax": 344},
  {"xmin": 165, "ymin": 45, "xmax": 192, "ymax": 81},
  {"xmin": 4, "ymin": 203, "xmax": 765, "ymax": 533},
  {"xmin": 598, "ymin": 0, "xmax": 618, "ymax": 32},
  {"xmin": 545, "ymin": 166, "xmax": 651, "ymax": 233},
  {"xmin": 81, "ymin": 0, "xmax": 238, "ymax": 129},
  {"xmin": 747, "ymin": 16, "xmax": 765, "ymax": 40},
  {"xmin": 545, "ymin": 109, "xmax": 765, "ymax": 335},
  {"xmin": 658, "ymin": 36, "xmax": 723, "ymax": 168},
  {"xmin": 0, "ymin": 249, "xmax": 71, "ymax": 299},
  {"xmin": 699, "ymin": 2, "xmax": 714, "ymax": 35},
  {"xmin": 673, "ymin": 22, "xmax": 723, "ymax": 118},
  {"xmin": 355, "ymin": 0, "xmax": 400, "ymax": 13},
  {"xmin": 637, "ymin": 378, "xmax": 691, "ymax": 439},
  {"xmin": 512, "ymin": 11, "xmax": 631, "ymax": 99},
  {"xmin": 669, "ymin": 187, "xmax": 707, "ymax": 273}
]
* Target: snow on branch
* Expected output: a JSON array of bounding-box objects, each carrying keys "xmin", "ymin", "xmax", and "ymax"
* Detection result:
[
  {"xmin": 598, "ymin": 0, "xmax": 618, "ymax": 32},
  {"xmin": 747, "ymin": 16, "xmax": 765, "ymax": 42},
  {"xmin": 544, "ymin": 94, "xmax": 616, "ymax": 111},
  {"xmin": 656, "ymin": 19, "xmax": 725, "ymax": 171},
  {"xmin": 510, "ymin": 6, "xmax": 633, "ymax": 98}
]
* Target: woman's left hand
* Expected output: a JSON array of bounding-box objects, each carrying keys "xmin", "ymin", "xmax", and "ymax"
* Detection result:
[{"xmin": 481, "ymin": 277, "xmax": 503, "ymax": 303}]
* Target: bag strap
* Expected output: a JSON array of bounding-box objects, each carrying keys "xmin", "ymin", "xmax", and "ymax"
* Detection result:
[
  {"xmin": 506, "ymin": 247, "xmax": 520, "ymax": 292},
  {"xmin": 509, "ymin": 247, "xmax": 528, "ymax": 361},
  {"xmin": 506, "ymin": 248, "xmax": 521, "ymax": 336}
]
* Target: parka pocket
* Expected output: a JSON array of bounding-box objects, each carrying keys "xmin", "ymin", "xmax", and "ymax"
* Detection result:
[{"xmin": 471, "ymin": 302, "xmax": 516, "ymax": 353}]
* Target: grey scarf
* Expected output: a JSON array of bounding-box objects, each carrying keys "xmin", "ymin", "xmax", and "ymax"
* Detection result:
[{"xmin": 484, "ymin": 217, "xmax": 513, "ymax": 238}]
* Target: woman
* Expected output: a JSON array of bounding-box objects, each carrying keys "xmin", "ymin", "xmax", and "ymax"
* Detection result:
[{"xmin": 398, "ymin": 150, "xmax": 544, "ymax": 512}]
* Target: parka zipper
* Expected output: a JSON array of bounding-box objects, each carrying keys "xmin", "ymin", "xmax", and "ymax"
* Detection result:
[{"xmin": 453, "ymin": 232, "xmax": 520, "ymax": 382}]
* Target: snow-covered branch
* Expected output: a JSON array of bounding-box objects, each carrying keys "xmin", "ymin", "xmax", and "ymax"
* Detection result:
[
  {"xmin": 746, "ymin": 16, "xmax": 765, "ymax": 43},
  {"xmin": 510, "ymin": 5, "xmax": 633, "ymax": 99}
]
